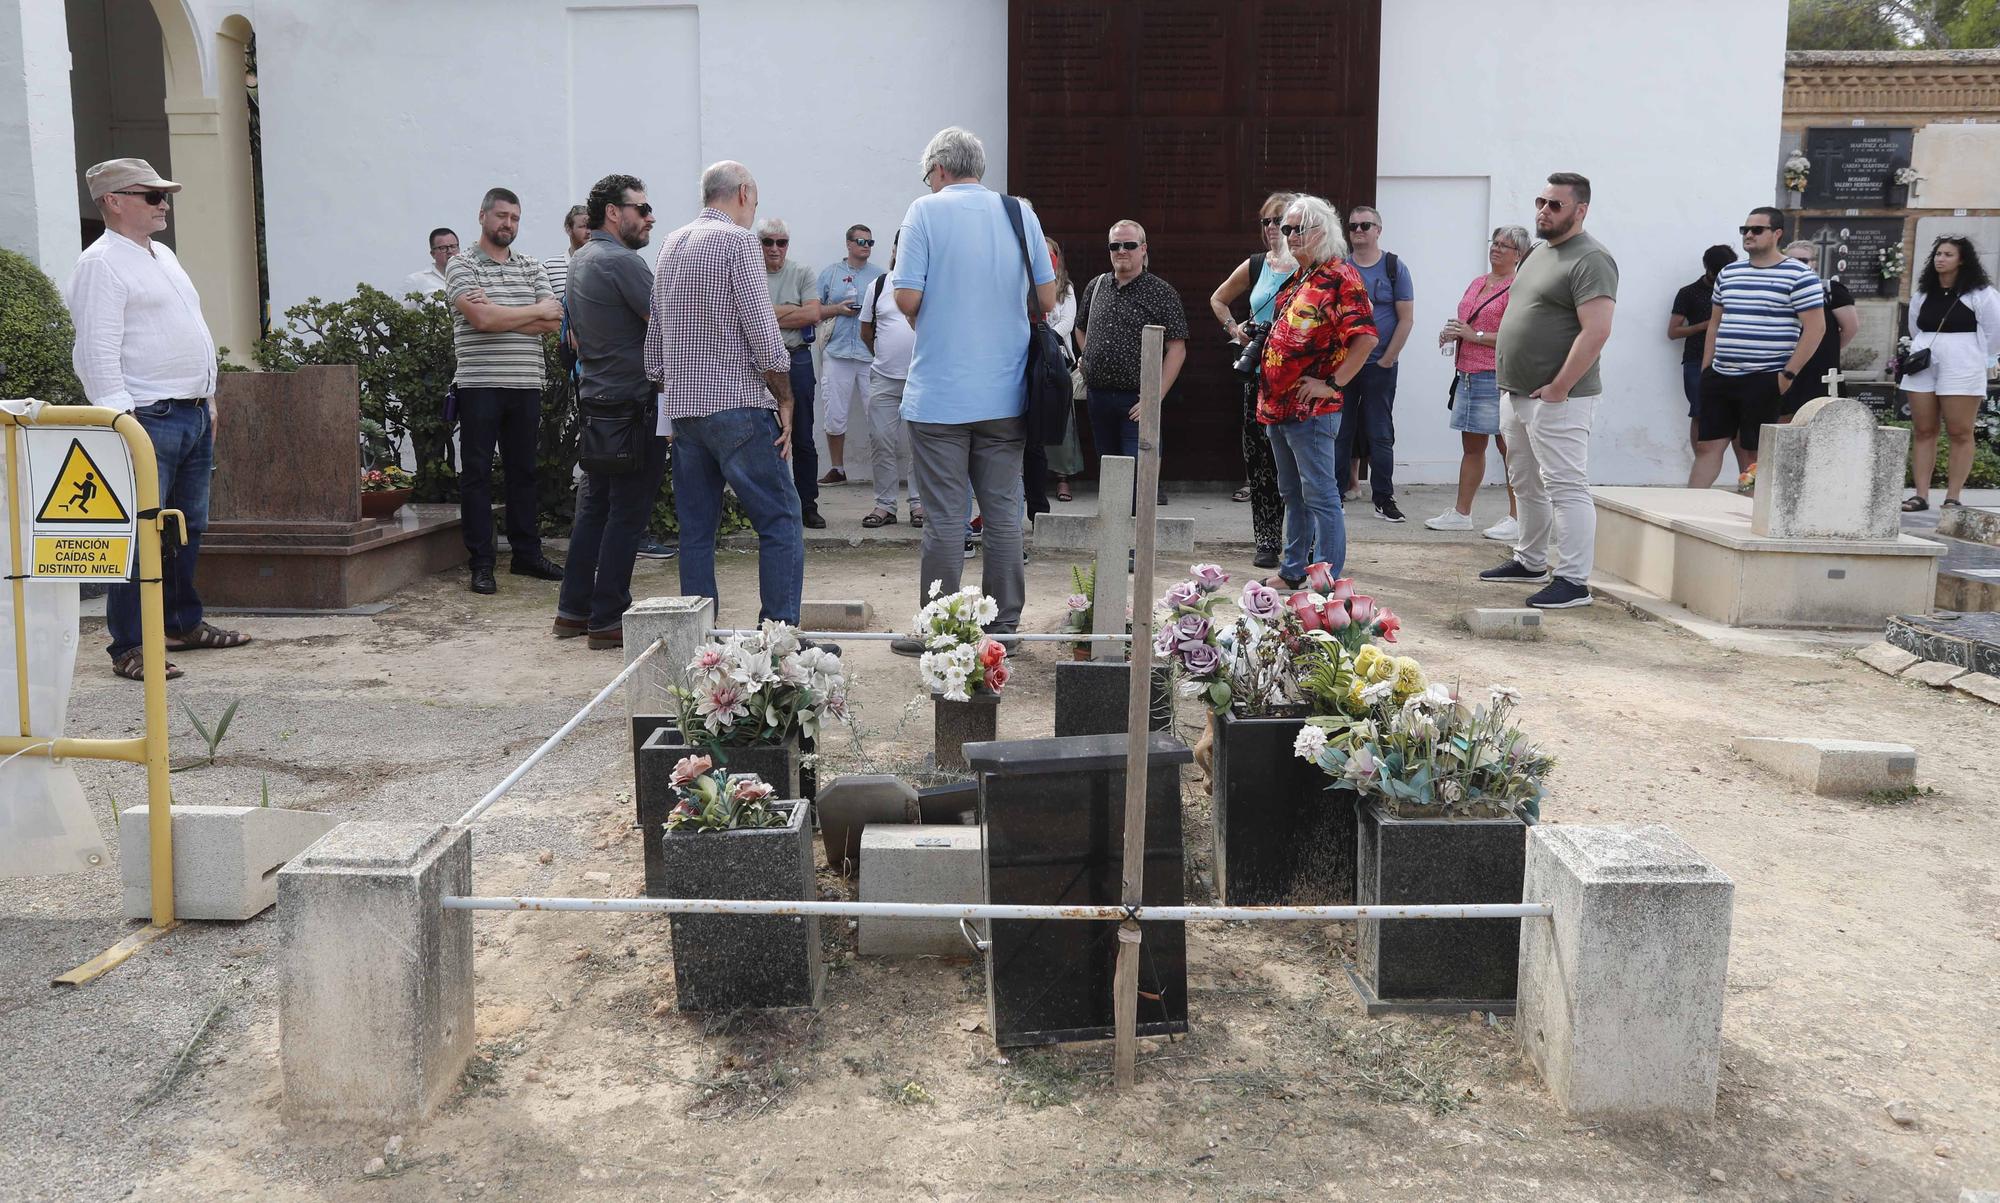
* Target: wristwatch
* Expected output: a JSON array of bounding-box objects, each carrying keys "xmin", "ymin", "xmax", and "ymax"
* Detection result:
[{"xmin": 1779, "ymin": 369, "xmax": 1797, "ymax": 380}]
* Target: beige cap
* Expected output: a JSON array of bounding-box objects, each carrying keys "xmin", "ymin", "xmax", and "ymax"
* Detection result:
[{"xmin": 85, "ymin": 158, "xmax": 181, "ymax": 201}]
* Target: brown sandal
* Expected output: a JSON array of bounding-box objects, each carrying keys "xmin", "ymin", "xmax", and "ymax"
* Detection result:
[
  {"xmin": 113, "ymin": 650, "xmax": 182, "ymax": 681},
  {"xmin": 165, "ymin": 621, "xmax": 252, "ymax": 652}
]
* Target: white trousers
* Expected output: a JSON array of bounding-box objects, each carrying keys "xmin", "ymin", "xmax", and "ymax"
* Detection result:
[
  {"xmin": 1499, "ymin": 392, "xmax": 1597, "ymax": 583},
  {"xmin": 821, "ymin": 355, "xmax": 871, "ymax": 437}
]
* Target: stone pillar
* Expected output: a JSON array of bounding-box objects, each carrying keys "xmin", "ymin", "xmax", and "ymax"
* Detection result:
[
  {"xmin": 623, "ymin": 596, "xmax": 714, "ymax": 719},
  {"xmin": 1517, "ymin": 824, "xmax": 1734, "ymax": 1119},
  {"xmin": 0, "ymin": 0, "xmax": 82, "ymax": 277},
  {"xmin": 279, "ymin": 821, "xmax": 474, "ymax": 1127}
]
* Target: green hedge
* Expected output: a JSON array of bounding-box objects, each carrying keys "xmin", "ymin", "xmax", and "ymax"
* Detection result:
[
  {"xmin": 1885, "ymin": 419, "xmax": 2000, "ymax": 490},
  {"xmin": 0, "ymin": 248, "xmax": 83, "ymax": 404},
  {"xmin": 255, "ymin": 282, "xmax": 743, "ymax": 538}
]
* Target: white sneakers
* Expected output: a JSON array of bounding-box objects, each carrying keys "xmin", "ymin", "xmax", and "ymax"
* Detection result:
[{"xmin": 1421, "ymin": 509, "xmax": 1520, "ymax": 542}]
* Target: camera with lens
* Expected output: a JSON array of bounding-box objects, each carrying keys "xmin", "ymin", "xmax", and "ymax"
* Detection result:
[{"xmin": 1231, "ymin": 321, "xmax": 1270, "ymax": 379}]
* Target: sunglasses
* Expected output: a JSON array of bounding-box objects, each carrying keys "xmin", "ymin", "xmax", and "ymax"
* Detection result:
[
  {"xmin": 1258, "ymin": 216, "xmax": 1282, "ymax": 228},
  {"xmin": 1347, "ymin": 221, "xmax": 1378, "ymax": 232},
  {"xmin": 1739, "ymin": 225, "xmax": 1778, "ymax": 235},
  {"xmin": 112, "ymin": 189, "xmax": 169, "ymax": 205},
  {"xmin": 613, "ymin": 201, "xmax": 653, "ymax": 217},
  {"xmin": 432, "ymin": 244, "xmax": 459, "ymax": 254},
  {"xmin": 1107, "ymin": 240, "xmax": 1141, "ymax": 252},
  {"xmin": 851, "ymin": 237, "xmax": 875, "ymax": 247},
  {"xmin": 1279, "ymin": 223, "xmax": 1314, "ymax": 237},
  {"xmin": 1533, "ymin": 197, "xmax": 1571, "ymax": 212},
  {"xmin": 760, "ymin": 237, "xmax": 790, "ymax": 247}
]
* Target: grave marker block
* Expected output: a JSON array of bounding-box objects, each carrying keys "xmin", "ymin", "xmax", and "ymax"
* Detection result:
[
  {"xmin": 1052, "ymin": 660, "xmax": 1171, "ymax": 738},
  {"xmin": 799, "ymin": 599, "xmax": 873, "ymax": 631},
  {"xmin": 1730, "ymin": 736, "xmax": 1917, "ymax": 795},
  {"xmin": 1750, "ymin": 397, "xmax": 1907, "ymax": 540},
  {"xmin": 817, "ymin": 774, "xmax": 919, "ymax": 875},
  {"xmin": 622, "ymin": 596, "xmax": 713, "ymax": 719},
  {"xmin": 1518, "ymin": 824, "xmax": 1733, "ymax": 1120},
  {"xmin": 858, "ymin": 823, "xmax": 983, "ymax": 957},
  {"xmin": 120, "ymin": 804, "xmax": 340, "ymax": 921},
  {"xmin": 1461, "ymin": 607, "xmax": 1545, "ymax": 640}
]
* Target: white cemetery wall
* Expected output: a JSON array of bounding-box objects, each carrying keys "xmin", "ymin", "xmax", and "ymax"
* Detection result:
[
  {"xmin": 0, "ymin": 0, "xmax": 84, "ymax": 273},
  {"xmin": 1377, "ymin": 0, "xmax": 1788, "ymax": 486}
]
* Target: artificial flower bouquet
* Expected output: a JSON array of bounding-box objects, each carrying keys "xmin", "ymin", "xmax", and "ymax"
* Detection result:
[
  {"xmin": 676, "ymin": 621, "xmax": 847, "ymax": 744},
  {"xmin": 662, "ymin": 754, "xmax": 788, "ymax": 832},
  {"xmin": 913, "ymin": 582, "xmax": 1010, "ymax": 701}
]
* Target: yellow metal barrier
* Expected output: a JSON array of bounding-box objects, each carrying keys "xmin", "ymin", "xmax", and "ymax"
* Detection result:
[{"xmin": 1, "ymin": 404, "xmax": 183, "ymax": 983}]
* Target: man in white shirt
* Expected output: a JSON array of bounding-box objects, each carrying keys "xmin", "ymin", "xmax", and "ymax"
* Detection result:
[
  {"xmin": 64, "ymin": 158, "xmax": 251, "ymax": 681},
  {"xmin": 543, "ymin": 205, "xmax": 589, "ymax": 300},
  {"xmin": 404, "ymin": 227, "xmax": 458, "ymax": 298},
  {"xmin": 857, "ymin": 231, "xmax": 921, "ymax": 526}
]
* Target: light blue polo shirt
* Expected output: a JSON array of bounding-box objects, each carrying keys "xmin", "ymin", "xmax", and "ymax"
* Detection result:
[
  {"xmin": 893, "ymin": 183, "xmax": 1055, "ymax": 425},
  {"xmin": 817, "ymin": 259, "xmax": 885, "ymax": 361}
]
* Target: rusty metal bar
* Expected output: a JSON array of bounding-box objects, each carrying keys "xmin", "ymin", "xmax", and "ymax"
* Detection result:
[{"xmin": 440, "ymin": 895, "xmax": 1554, "ymax": 922}]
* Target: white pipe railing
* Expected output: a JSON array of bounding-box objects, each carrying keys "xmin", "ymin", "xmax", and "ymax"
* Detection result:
[
  {"xmin": 441, "ymin": 895, "xmax": 1554, "ymax": 922},
  {"xmin": 454, "ymin": 638, "xmax": 664, "ymax": 827},
  {"xmin": 710, "ymin": 629, "xmax": 1131, "ymax": 643}
]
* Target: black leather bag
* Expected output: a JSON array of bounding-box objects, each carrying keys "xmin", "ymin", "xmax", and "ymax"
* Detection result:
[
  {"xmin": 577, "ymin": 397, "xmax": 650, "ymax": 475},
  {"xmin": 1000, "ymin": 195, "xmax": 1074, "ymax": 447}
]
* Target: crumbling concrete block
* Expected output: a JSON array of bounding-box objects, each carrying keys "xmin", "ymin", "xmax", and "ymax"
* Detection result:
[
  {"xmin": 1730, "ymin": 736, "xmax": 1917, "ymax": 796},
  {"xmin": 120, "ymin": 804, "xmax": 340, "ymax": 921}
]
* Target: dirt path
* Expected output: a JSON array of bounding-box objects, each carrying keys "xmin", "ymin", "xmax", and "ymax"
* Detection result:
[{"xmin": 3, "ymin": 542, "xmax": 1995, "ymax": 1202}]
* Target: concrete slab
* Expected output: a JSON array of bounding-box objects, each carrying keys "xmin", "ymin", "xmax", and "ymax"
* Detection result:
[
  {"xmin": 1950, "ymin": 671, "xmax": 2000, "ymax": 706},
  {"xmin": 1589, "ymin": 571, "xmax": 1877, "ymax": 660},
  {"xmin": 1856, "ymin": 641, "xmax": 1921, "ymax": 676},
  {"xmin": 1461, "ymin": 607, "xmax": 1545, "ymax": 640},
  {"xmin": 1903, "ymin": 660, "xmax": 1968, "ymax": 688},
  {"xmin": 119, "ymin": 805, "xmax": 340, "ymax": 921},
  {"xmin": 799, "ymin": 599, "xmax": 874, "ymax": 631},
  {"xmin": 858, "ymin": 824, "xmax": 983, "ymax": 957},
  {"xmin": 1730, "ymin": 736, "xmax": 1918, "ymax": 796}
]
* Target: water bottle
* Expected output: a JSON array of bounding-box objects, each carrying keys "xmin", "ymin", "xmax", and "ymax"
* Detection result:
[{"xmin": 1440, "ymin": 339, "xmax": 1458, "ymax": 357}]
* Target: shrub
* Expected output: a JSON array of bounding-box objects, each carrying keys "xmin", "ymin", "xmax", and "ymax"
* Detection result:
[
  {"xmin": 0, "ymin": 248, "xmax": 83, "ymax": 404},
  {"xmin": 1884, "ymin": 419, "xmax": 2000, "ymax": 490}
]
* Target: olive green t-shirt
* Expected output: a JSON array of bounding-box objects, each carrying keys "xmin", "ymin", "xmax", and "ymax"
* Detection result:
[
  {"xmin": 1494, "ymin": 230, "xmax": 1619, "ymax": 398},
  {"xmin": 765, "ymin": 260, "xmax": 816, "ymax": 351}
]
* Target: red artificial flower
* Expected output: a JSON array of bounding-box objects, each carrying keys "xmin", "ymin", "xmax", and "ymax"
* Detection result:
[
  {"xmin": 1287, "ymin": 591, "xmax": 1323, "ymax": 633},
  {"xmin": 1374, "ymin": 610, "xmax": 1401, "ymax": 642},
  {"xmin": 977, "ymin": 639, "xmax": 1006, "ymax": 669},
  {"xmin": 986, "ymin": 662, "xmax": 1011, "ymax": 692},
  {"xmin": 1348, "ymin": 594, "xmax": 1377, "ymax": 626},
  {"xmin": 1303, "ymin": 562, "xmax": 1336, "ymax": 593}
]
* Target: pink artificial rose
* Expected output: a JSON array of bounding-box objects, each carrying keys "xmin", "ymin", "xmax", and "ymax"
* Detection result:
[
  {"xmin": 1348, "ymin": 595, "xmax": 1377, "ymax": 626},
  {"xmin": 1287, "ymin": 591, "xmax": 1323, "ymax": 633},
  {"xmin": 730, "ymin": 775, "xmax": 776, "ymax": 802},
  {"xmin": 1303, "ymin": 562, "xmax": 1336, "ymax": 593},
  {"xmin": 1375, "ymin": 610, "xmax": 1401, "ymax": 642},
  {"xmin": 1321, "ymin": 599, "xmax": 1351, "ymax": 630},
  {"xmin": 1163, "ymin": 580, "xmax": 1202, "ymax": 610},
  {"xmin": 670, "ymin": 754, "xmax": 713, "ymax": 786},
  {"xmin": 1330, "ymin": 577, "xmax": 1355, "ymax": 602},
  {"xmin": 977, "ymin": 639, "xmax": 1006, "ymax": 669},
  {"xmin": 1190, "ymin": 563, "xmax": 1230, "ymax": 592},
  {"xmin": 986, "ymin": 662, "xmax": 1011, "ymax": 692}
]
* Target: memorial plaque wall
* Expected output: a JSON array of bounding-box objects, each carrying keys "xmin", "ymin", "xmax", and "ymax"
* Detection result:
[
  {"xmin": 1802, "ymin": 127, "xmax": 1914, "ymax": 208},
  {"xmin": 1009, "ymin": 0, "xmax": 1381, "ymax": 482},
  {"xmin": 1794, "ymin": 217, "xmax": 1905, "ymax": 300}
]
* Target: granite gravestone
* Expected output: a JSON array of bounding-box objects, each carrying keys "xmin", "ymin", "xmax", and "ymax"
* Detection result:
[
  {"xmin": 1802, "ymin": 127, "xmax": 1913, "ymax": 208},
  {"xmin": 1795, "ymin": 218, "xmax": 1905, "ymax": 301},
  {"xmin": 1750, "ymin": 397, "xmax": 1908, "ymax": 540},
  {"xmin": 1052, "ymin": 661, "xmax": 1172, "ymax": 739},
  {"xmin": 635, "ymin": 726, "xmax": 800, "ymax": 897},
  {"xmin": 967, "ymin": 733, "xmax": 1191, "ymax": 1048}
]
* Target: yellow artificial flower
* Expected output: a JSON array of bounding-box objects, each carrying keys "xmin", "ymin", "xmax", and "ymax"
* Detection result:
[
  {"xmin": 1391, "ymin": 656, "xmax": 1426, "ymax": 700},
  {"xmin": 1353, "ymin": 645, "xmax": 1386, "ymax": 682},
  {"xmin": 1344, "ymin": 677, "xmax": 1369, "ymax": 713}
]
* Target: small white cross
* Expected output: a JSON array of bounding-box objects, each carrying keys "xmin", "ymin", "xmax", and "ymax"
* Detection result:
[{"xmin": 1820, "ymin": 366, "xmax": 1844, "ymax": 398}]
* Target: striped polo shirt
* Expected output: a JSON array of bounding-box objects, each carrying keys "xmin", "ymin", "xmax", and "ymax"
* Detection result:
[
  {"xmin": 446, "ymin": 246, "xmax": 553, "ymax": 389},
  {"xmin": 1710, "ymin": 258, "xmax": 1823, "ymax": 376}
]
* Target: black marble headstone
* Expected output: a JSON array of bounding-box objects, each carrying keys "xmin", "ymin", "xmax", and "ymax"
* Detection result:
[
  {"xmin": 966, "ymin": 732, "xmax": 1191, "ymax": 1048},
  {"xmin": 1794, "ymin": 217, "xmax": 1905, "ymax": 300},
  {"xmin": 1802, "ymin": 126, "xmax": 1913, "ymax": 208},
  {"xmin": 1052, "ymin": 660, "xmax": 1173, "ymax": 739},
  {"xmin": 658, "ymin": 800, "xmax": 823, "ymax": 1011},
  {"xmin": 1887, "ymin": 611, "xmax": 2000, "ymax": 676},
  {"xmin": 1211, "ymin": 709, "xmax": 1357, "ymax": 905},
  {"xmin": 636, "ymin": 727, "xmax": 801, "ymax": 898}
]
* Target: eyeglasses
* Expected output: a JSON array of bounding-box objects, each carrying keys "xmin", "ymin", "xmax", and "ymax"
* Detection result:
[
  {"xmin": 1107, "ymin": 240, "xmax": 1141, "ymax": 252},
  {"xmin": 432, "ymin": 244, "xmax": 459, "ymax": 254},
  {"xmin": 1279, "ymin": 224, "xmax": 1315, "ymax": 237},
  {"xmin": 613, "ymin": 201, "xmax": 653, "ymax": 217},
  {"xmin": 1347, "ymin": 221, "xmax": 1378, "ymax": 232},
  {"xmin": 1739, "ymin": 225, "xmax": 1777, "ymax": 235},
  {"xmin": 760, "ymin": 237, "xmax": 789, "ymax": 247},
  {"xmin": 112, "ymin": 189, "xmax": 169, "ymax": 206},
  {"xmin": 920, "ymin": 165, "xmax": 938, "ymax": 186},
  {"xmin": 851, "ymin": 237, "xmax": 875, "ymax": 247},
  {"xmin": 1258, "ymin": 216, "xmax": 1282, "ymax": 228}
]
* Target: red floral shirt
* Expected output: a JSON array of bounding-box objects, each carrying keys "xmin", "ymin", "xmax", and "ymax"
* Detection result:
[{"xmin": 1256, "ymin": 259, "xmax": 1377, "ymax": 424}]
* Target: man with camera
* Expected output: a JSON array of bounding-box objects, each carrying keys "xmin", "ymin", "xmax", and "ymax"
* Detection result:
[
  {"xmin": 552, "ymin": 173, "xmax": 659, "ymax": 650},
  {"xmin": 1075, "ymin": 219, "xmax": 1188, "ymax": 506}
]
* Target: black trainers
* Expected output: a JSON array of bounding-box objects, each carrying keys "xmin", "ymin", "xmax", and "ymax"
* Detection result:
[
  {"xmin": 509, "ymin": 554, "xmax": 564, "ymax": 580},
  {"xmin": 1479, "ymin": 559, "xmax": 1553, "ymax": 584},
  {"xmin": 469, "ymin": 566, "xmax": 497, "ymax": 595},
  {"xmin": 1374, "ymin": 498, "xmax": 1406, "ymax": 523},
  {"xmin": 1252, "ymin": 548, "xmax": 1279, "ymax": 569},
  {"xmin": 890, "ymin": 637, "xmax": 925, "ymax": 657},
  {"xmin": 1526, "ymin": 577, "xmax": 1593, "ymax": 609}
]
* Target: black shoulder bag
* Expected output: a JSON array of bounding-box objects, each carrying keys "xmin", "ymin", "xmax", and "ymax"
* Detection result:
[
  {"xmin": 570, "ymin": 289, "xmax": 651, "ymax": 476},
  {"xmin": 1000, "ymin": 195, "xmax": 1074, "ymax": 446}
]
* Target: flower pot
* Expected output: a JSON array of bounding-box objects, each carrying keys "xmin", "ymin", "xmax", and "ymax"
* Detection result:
[
  {"xmin": 1350, "ymin": 797, "xmax": 1533, "ymax": 1014},
  {"xmin": 635, "ymin": 727, "xmax": 800, "ymax": 898},
  {"xmin": 360, "ymin": 488, "xmax": 412, "ymax": 519},
  {"xmin": 1210, "ymin": 708, "xmax": 1356, "ymax": 906},
  {"xmin": 659, "ymin": 799, "xmax": 823, "ymax": 1011},
  {"xmin": 932, "ymin": 690, "xmax": 1000, "ymax": 772},
  {"xmin": 1070, "ymin": 643, "xmax": 1091, "ymax": 661}
]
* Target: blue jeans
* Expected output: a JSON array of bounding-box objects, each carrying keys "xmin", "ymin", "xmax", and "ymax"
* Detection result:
[
  {"xmin": 1266, "ymin": 411, "xmax": 1346, "ymax": 581},
  {"xmin": 558, "ymin": 416, "xmax": 669, "ymax": 633},
  {"xmin": 788, "ymin": 346, "xmax": 818, "ymax": 513},
  {"xmin": 672, "ymin": 407, "xmax": 804, "ymax": 624},
  {"xmin": 108, "ymin": 400, "xmax": 211, "ymax": 660},
  {"xmin": 1086, "ymin": 387, "xmax": 1140, "ymax": 460},
  {"xmin": 1335, "ymin": 362, "xmax": 1397, "ymax": 502}
]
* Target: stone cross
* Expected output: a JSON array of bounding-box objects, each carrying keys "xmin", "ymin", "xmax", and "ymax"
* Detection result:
[
  {"xmin": 1749, "ymin": 397, "xmax": 1909, "ymax": 540},
  {"xmin": 1820, "ymin": 366, "xmax": 1844, "ymax": 398},
  {"xmin": 1028, "ymin": 456, "xmax": 1195, "ymax": 664}
]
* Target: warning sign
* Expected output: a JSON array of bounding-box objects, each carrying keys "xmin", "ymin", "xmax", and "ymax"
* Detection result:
[
  {"xmin": 11, "ymin": 426, "xmax": 139, "ymax": 581},
  {"xmin": 36, "ymin": 439, "xmax": 130, "ymax": 524}
]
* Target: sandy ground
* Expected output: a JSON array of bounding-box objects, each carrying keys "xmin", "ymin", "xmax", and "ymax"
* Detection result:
[{"xmin": 3, "ymin": 537, "xmax": 1997, "ymax": 1203}]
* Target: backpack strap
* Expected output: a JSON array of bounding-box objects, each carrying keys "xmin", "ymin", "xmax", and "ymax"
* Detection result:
[{"xmin": 999, "ymin": 195, "xmax": 1046, "ymax": 321}]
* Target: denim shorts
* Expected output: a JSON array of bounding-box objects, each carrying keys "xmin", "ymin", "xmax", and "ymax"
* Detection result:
[{"xmin": 1448, "ymin": 370, "xmax": 1501, "ymax": 434}]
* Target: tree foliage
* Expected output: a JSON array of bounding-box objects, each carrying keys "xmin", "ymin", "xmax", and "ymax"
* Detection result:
[
  {"xmin": 0, "ymin": 248, "xmax": 84, "ymax": 404},
  {"xmin": 1790, "ymin": 0, "xmax": 2000, "ymax": 48}
]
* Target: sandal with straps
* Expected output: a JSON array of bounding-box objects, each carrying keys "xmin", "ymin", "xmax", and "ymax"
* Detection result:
[
  {"xmin": 1900, "ymin": 495, "xmax": 1929, "ymax": 513},
  {"xmin": 861, "ymin": 509, "xmax": 898, "ymax": 528},
  {"xmin": 113, "ymin": 650, "xmax": 182, "ymax": 681},
  {"xmin": 165, "ymin": 621, "xmax": 253, "ymax": 652}
]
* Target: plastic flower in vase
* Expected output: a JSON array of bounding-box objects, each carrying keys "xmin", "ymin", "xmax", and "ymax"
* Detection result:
[
  {"xmin": 676, "ymin": 621, "xmax": 846, "ymax": 744},
  {"xmin": 664, "ymin": 755, "xmax": 789, "ymax": 831},
  {"xmin": 914, "ymin": 581, "xmax": 1008, "ymax": 701},
  {"xmin": 1285, "ymin": 564, "xmax": 1404, "ymax": 653}
]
